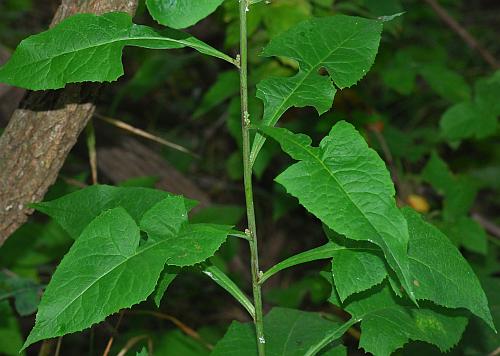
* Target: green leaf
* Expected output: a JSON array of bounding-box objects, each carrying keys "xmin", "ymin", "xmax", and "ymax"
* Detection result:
[
  {"xmin": 0, "ymin": 273, "xmax": 42, "ymax": 316},
  {"xmin": 421, "ymin": 152, "xmax": 478, "ymax": 220},
  {"xmin": 0, "ymin": 301, "xmax": 24, "ymax": 356},
  {"xmin": 250, "ymin": 15, "xmax": 383, "ymax": 165},
  {"xmin": 325, "ymin": 208, "xmax": 495, "ymax": 330},
  {"xmin": 420, "ymin": 152, "xmax": 454, "ymax": 193},
  {"xmin": 440, "ymin": 102, "xmax": 497, "ymax": 143},
  {"xmin": 23, "ymin": 208, "xmax": 168, "ymax": 348},
  {"xmin": 440, "ymin": 217, "xmax": 488, "ymax": 255},
  {"xmin": 0, "ymin": 12, "xmax": 235, "ymax": 90},
  {"xmin": 136, "ymin": 347, "xmax": 148, "ymax": 356},
  {"xmin": 325, "ymin": 232, "xmax": 388, "ymax": 302},
  {"xmin": 25, "ymin": 197, "xmax": 231, "ymax": 348},
  {"xmin": 202, "ymin": 264, "xmax": 255, "ymax": 319},
  {"xmin": 475, "ymin": 70, "xmax": 500, "ymax": 116},
  {"xmin": 458, "ymin": 276, "xmax": 500, "ymax": 355},
  {"xmin": 403, "ymin": 208, "xmax": 494, "ymax": 329},
  {"xmin": 33, "ymin": 184, "xmax": 194, "ymax": 240},
  {"xmin": 212, "ymin": 307, "xmax": 346, "ymax": 355},
  {"xmin": 139, "ymin": 196, "xmax": 232, "ymax": 266},
  {"xmin": 419, "ymin": 64, "xmax": 471, "ymax": 103},
  {"xmin": 258, "ymin": 121, "xmax": 416, "ymax": 302},
  {"xmin": 344, "ymin": 284, "xmax": 468, "ymax": 356},
  {"xmin": 146, "ymin": 0, "xmax": 224, "ymax": 29},
  {"xmin": 261, "ymin": 0, "xmax": 312, "ymax": 37}
]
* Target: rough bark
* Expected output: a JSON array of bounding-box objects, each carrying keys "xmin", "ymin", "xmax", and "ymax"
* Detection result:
[{"xmin": 0, "ymin": 0, "xmax": 138, "ymax": 244}]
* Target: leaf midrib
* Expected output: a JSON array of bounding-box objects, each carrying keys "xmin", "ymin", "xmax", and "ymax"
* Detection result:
[
  {"xmin": 275, "ymin": 131, "xmax": 411, "ymax": 294},
  {"xmin": 13, "ymin": 35, "xmax": 202, "ymax": 70},
  {"xmin": 45, "ymin": 236, "xmax": 170, "ymax": 326}
]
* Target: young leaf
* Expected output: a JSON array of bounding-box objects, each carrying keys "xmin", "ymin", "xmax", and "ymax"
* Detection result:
[
  {"xmin": 342, "ymin": 284, "xmax": 468, "ymax": 356},
  {"xmin": 146, "ymin": 0, "xmax": 225, "ymax": 29},
  {"xmin": 23, "ymin": 208, "xmax": 168, "ymax": 349},
  {"xmin": 258, "ymin": 121, "xmax": 416, "ymax": 302},
  {"xmin": 212, "ymin": 307, "xmax": 346, "ymax": 355},
  {"xmin": 250, "ymin": 15, "xmax": 383, "ymax": 165},
  {"xmin": 33, "ymin": 184, "xmax": 195, "ymax": 240},
  {"xmin": 0, "ymin": 12, "xmax": 235, "ymax": 90}
]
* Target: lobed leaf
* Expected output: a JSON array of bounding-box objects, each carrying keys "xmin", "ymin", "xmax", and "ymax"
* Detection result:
[
  {"xmin": 258, "ymin": 121, "xmax": 416, "ymax": 302},
  {"xmin": 146, "ymin": 0, "xmax": 225, "ymax": 29},
  {"xmin": 0, "ymin": 12, "xmax": 235, "ymax": 90},
  {"xmin": 24, "ymin": 196, "xmax": 231, "ymax": 349},
  {"xmin": 250, "ymin": 15, "xmax": 383, "ymax": 165}
]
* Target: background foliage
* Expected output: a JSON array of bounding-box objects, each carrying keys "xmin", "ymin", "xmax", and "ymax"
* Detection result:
[{"xmin": 0, "ymin": 0, "xmax": 499, "ymax": 355}]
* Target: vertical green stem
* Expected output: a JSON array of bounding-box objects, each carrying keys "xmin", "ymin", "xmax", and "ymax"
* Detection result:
[{"xmin": 239, "ymin": 1, "xmax": 265, "ymax": 355}]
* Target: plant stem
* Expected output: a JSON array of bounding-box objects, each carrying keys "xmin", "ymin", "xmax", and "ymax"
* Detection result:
[{"xmin": 239, "ymin": 1, "xmax": 265, "ymax": 355}]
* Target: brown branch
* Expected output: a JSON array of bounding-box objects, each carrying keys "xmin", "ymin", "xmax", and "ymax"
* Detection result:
[
  {"xmin": 0, "ymin": 0, "xmax": 138, "ymax": 245},
  {"xmin": 424, "ymin": 0, "xmax": 499, "ymax": 69},
  {"xmin": 95, "ymin": 113, "xmax": 198, "ymax": 157},
  {"xmin": 116, "ymin": 335, "xmax": 153, "ymax": 356},
  {"xmin": 102, "ymin": 311, "xmax": 125, "ymax": 356}
]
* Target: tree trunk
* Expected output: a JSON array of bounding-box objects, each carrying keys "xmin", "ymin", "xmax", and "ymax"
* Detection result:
[{"xmin": 0, "ymin": 0, "xmax": 138, "ymax": 245}]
